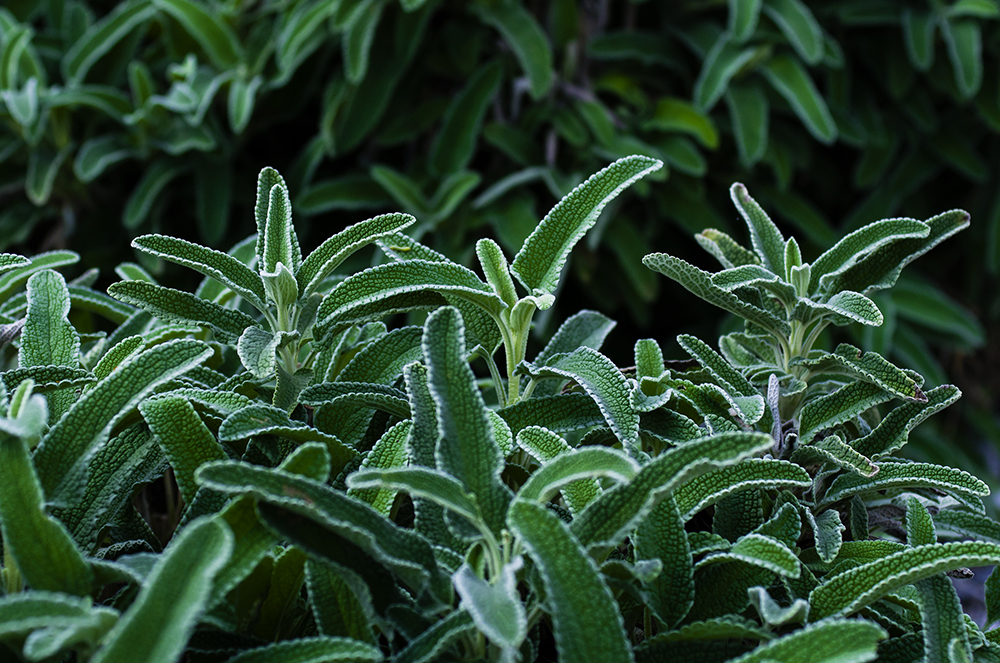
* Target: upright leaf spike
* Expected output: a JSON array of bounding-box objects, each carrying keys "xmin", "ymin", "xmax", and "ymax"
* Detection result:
[
  {"xmin": 730, "ymin": 183, "xmax": 785, "ymax": 275},
  {"xmin": 254, "ymin": 167, "xmax": 284, "ymax": 266}
]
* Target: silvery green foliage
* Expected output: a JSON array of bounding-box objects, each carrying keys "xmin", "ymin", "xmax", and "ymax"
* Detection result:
[{"xmin": 0, "ymin": 162, "xmax": 997, "ymax": 663}]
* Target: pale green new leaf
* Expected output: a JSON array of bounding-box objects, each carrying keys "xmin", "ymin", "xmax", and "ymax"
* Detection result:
[
  {"xmin": 643, "ymin": 253, "xmax": 790, "ymax": 336},
  {"xmin": 515, "ymin": 426, "xmax": 600, "ymax": 514},
  {"xmin": 132, "ymin": 234, "xmax": 266, "ymax": 310},
  {"xmin": 423, "ymin": 307, "xmax": 512, "ymax": 536},
  {"xmin": 696, "ymin": 228, "xmax": 761, "ymax": 269},
  {"xmin": 725, "ymin": 618, "xmax": 885, "ymax": 663},
  {"xmin": 798, "ymin": 381, "xmax": 892, "ymax": 445},
  {"xmin": 711, "ymin": 264, "xmax": 796, "ymax": 303},
  {"xmin": 507, "ymin": 499, "xmax": 632, "ymax": 663},
  {"xmin": 516, "ymin": 446, "xmax": 639, "ymax": 506},
  {"xmin": 108, "ymin": 281, "xmax": 256, "ymax": 343},
  {"xmin": 218, "ymin": 637, "xmax": 382, "ymax": 663},
  {"xmin": 255, "ymin": 168, "xmax": 283, "ymax": 263},
  {"xmin": 809, "ymin": 541, "xmax": 1000, "ymax": 620},
  {"xmin": 236, "ymin": 326, "xmax": 282, "ymax": 379},
  {"xmin": 476, "ymin": 238, "xmax": 518, "ymax": 309},
  {"xmin": 90, "ymin": 517, "xmax": 233, "ymax": 663},
  {"xmin": 346, "ymin": 420, "xmax": 410, "ymax": 515},
  {"xmin": 261, "ymin": 180, "xmax": 299, "ymax": 274},
  {"xmin": 797, "ymin": 291, "xmax": 883, "ymax": 326},
  {"xmin": 512, "ymin": 155, "xmax": 662, "ymax": 295},
  {"xmin": 820, "ymin": 462, "xmax": 988, "ymax": 507},
  {"xmin": 139, "ymin": 395, "xmax": 226, "ymax": 505},
  {"xmin": 297, "ymin": 213, "xmax": 415, "ymax": 297},
  {"xmin": 92, "ymin": 336, "xmax": 145, "ymax": 380},
  {"xmin": 21, "ymin": 270, "xmax": 80, "ymax": 421},
  {"xmin": 453, "ymin": 560, "xmax": 527, "ymax": 656},
  {"xmin": 809, "ymin": 218, "xmax": 930, "ymax": 292},
  {"xmin": 806, "ymin": 509, "xmax": 845, "ymax": 564},
  {"xmin": 521, "ymin": 347, "xmax": 639, "ymax": 450},
  {"xmin": 674, "ymin": 459, "xmax": 810, "ymax": 521},
  {"xmin": 34, "ymin": 339, "xmax": 212, "ymax": 507},
  {"xmin": 195, "ymin": 461, "xmax": 451, "ymax": 604},
  {"xmin": 571, "ymin": 432, "xmax": 773, "ymax": 548}
]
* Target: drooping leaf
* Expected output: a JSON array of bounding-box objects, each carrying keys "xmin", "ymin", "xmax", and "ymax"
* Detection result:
[
  {"xmin": 819, "ymin": 462, "xmax": 987, "ymax": 507},
  {"xmin": 214, "ymin": 637, "xmax": 382, "ymax": 663},
  {"xmin": 429, "ymin": 60, "xmax": 502, "ymax": 176},
  {"xmin": 723, "ymin": 618, "xmax": 885, "ymax": 663},
  {"xmin": 762, "ymin": 0, "xmax": 823, "ymax": 64},
  {"xmin": 473, "ymin": 4, "xmax": 553, "ymax": 99},
  {"xmin": 694, "ymin": 35, "xmax": 757, "ymax": 112},
  {"xmin": 62, "ymin": 0, "xmax": 156, "ymax": 83},
  {"xmin": 760, "ymin": 54, "xmax": 837, "ymax": 144},
  {"xmin": 153, "ymin": 0, "xmax": 243, "ymax": 68},
  {"xmin": 453, "ymin": 560, "xmax": 527, "ymax": 657},
  {"xmin": 674, "ymin": 459, "xmax": 810, "ymax": 521}
]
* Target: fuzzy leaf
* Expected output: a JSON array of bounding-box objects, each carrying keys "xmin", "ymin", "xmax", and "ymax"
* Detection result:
[
  {"xmin": 348, "ymin": 466, "xmax": 484, "ymax": 531},
  {"xmin": 792, "ymin": 344, "xmax": 925, "ymax": 401},
  {"xmin": 798, "ymin": 381, "xmax": 893, "ymax": 445},
  {"xmin": 760, "ymin": 54, "xmax": 837, "ymax": 143},
  {"xmin": 498, "ymin": 393, "xmax": 606, "ymax": 438},
  {"xmin": 108, "ymin": 281, "xmax": 256, "ymax": 343},
  {"xmin": 507, "ymin": 499, "xmax": 632, "ymax": 663},
  {"xmin": 300, "ymin": 382, "xmax": 410, "ymax": 419},
  {"xmin": 153, "ymin": 0, "xmax": 242, "ymax": 68},
  {"xmin": 730, "ymin": 183, "xmax": 786, "ymax": 274},
  {"xmin": 34, "ymin": 340, "xmax": 212, "ymax": 508},
  {"xmin": 809, "ymin": 218, "xmax": 930, "ymax": 292},
  {"xmin": 473, "ymin": 4, "xmax": 553, "ymax": 99},
  {"xmin": 476, "ymin": 238, "xmax": 518, "ymax": 309},
  {"xmin": 809, "ymin": 541, "xmax": 1000, "ymax": 620},
  {"xmin": 852, "ymin": 385, "xmax": 961, "ymax": 458},
  {"xmin": 63, "ymin": 0, "xmax": 156, "ymax": 83},
  {"xmin": 762, "ymin": 0, "xmax": 823, "ymax": 64},
  {"xmin": 674, "ymin": 459, "xmax": 810, "ymax": 521},
  {"xmin": 515, "ymin": 426, "xmax": 600, "ymax": 514},
  {"xmin": 534, "ymin": 310, "xmax": 616, "ymax": 366},
  {"xmin": 394, "ymin": 610, "xmax": 475, "ymax": 663},
  {"xmin": 516, "ymin": 446, "xmax": 639, "ymax": 506},
  {"xmin": 345, "ymin": 420, "xmax": 410, "ymax": 515},
  {"xmin": 453, "ymin": 560, "xmax": 527, "ymax": 656},
  {"xmin": 725, "ymin": 618, "xmax": 885, "ymax": 663},
  {"xmin": 219, "ymin": 637, "xmax": 382, "ymax": 663},
  {"xmin": 694, "ymin": 35, "xmax": 757, "ymax": 111},
  {"xmin": 819, "ymin": 462, "xmax": 987, "ymax": 507},
  {"xmin": 634, "ymin": 497, "xmax": 694, "ymax": 627},
  {"xmin": 677, "ymin": 334, "xmax": 757, "ymax": 397},
  {"xmin": 512, "ymin": 155, "xmax": 662, "ymax": 295}
]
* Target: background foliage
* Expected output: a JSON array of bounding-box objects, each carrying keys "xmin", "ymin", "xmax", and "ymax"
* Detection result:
[{"xmin": 0, "ymin": 1, "xmax": 998, "ymax": 485}]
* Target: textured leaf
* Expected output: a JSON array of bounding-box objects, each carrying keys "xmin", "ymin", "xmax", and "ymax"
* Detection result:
[
  {"xmin": 34, "ymin": 339, "xmax": 212, "ymax": 507},
  {"xmin": 793, "ymin": 344, "xmax": 924, "ymax": 401},
  {"xmin": 261, "ymin": 179, "xmax": 300, "ymax": 275},
  {"xmin": 534, "ymin": 310, "xmax": 616, "ymax": 367},
  {"xmin": 677, "ymin": 334, "xmax": 756, "ymax": 398},
  {"xmin": 515, "ymin": 426, "xmax": 601, "ymax": 514},
  {"xmin": 345, "ymin": 420, "xmax": 410, "ymax": 515},
  {"xmin": 476, "ymin": 238, "xmax": 518, "ymax": 309},
  {"xmin": 132, "ymin": 234, "xmax": 265, "ymax": 310},
  {"xmin": 21, "ymin": 270, "xmax": 80, "ymax": 420},
  {"xmin": 305, "ymin": 558, "xmax": 377, "ymax": 643},
  {"xmin": 793, "ymin": 434, "xmax": 879, "ymax": 477},
  {"xmin": 473, "ymin": 4, "xmax": 553, "ymax": 99},
  {"xmin": 337, "ymin": 326, "xmax": 423, "ymax": 384},
  {"xmin": 394, "ymin": 610, "xmax": 475, "ymax": 663},
  {"xmin": 0, "ymin": 366, "xmax": 94, "ymax": 394},
  {"xmin": 807, "ymin": 508, "xmax": 845, "ymax": 564},
  {"xmin": 512, "ymin": 155, "xmax": 662, "ymax": 295},
  {"xmin": 422, "ymin": 307, "xmax": 512, "ymax": 536},
  {"xmin": 915, "ymin": 574, "xmax": 972, "ymax": 663},
  {"xmin": 348, "ymin": 466, "xmax": 484, "ymax": 531},
  {"xmin": 696, "ymin": 532, "xmax": 798, "ymax": 576},
  {"xmin": 730, "ymin": 183, "xmax": 786, "ymax": 274},
  {"xmin": 90, "ymin": 517, "xmax": 233, "ymax": 663},
  {"xmin": 643, "ymin": 253, "xmax": 790, "ymax": 336},
  {"xmin": 453, "ymin": 560, "xmax": 527, "ymax": 655},
  {"xmin": 498, "ymin": 393, "xmax": 605, "ymax": 438},
  {"xmin": 674, "ymin": 459, "xmax": 810, "ymax": 521},
  {"xmin": 797, "ymin": 290, "xmax": 883, "ymax": 326},
  {"xmin": 516, "ymin": 446, "xmax": 639, "ymax": 506},
  {"xmin": 725, "ymin": 618, "xmax": 885, "ymax": 663},
  {"xmin": 634, "ymin": 497, "xmax": 694, "ymax": 627},
  {"xmin": 851, "ymin": 385, "xmax": 961, "ymax": 458},
  {"xmin": 195, "ymin": 461, "xmax": 451, "ymax": 604},
  {"xmin": 219, "ymin": 637, "xmax": 382, "ymax": 663},
  {"xmin": 798, "ymin": 381, "xmax": 892, "ymax": 445},
  {"xmin": 297, "ymin": 213, "xmax": 415, "ymax": 297},
  {"xmin": 108, "ymin": 281, "xmax": 256, "ymax": 343},
  {"xmin": 809, "ymin": 218, "xmax": 930, "ymax": 292},
  {"xmin": 521, "ymin": 347, "xmax": 639, "ymax": 450},
  {"xmin": 300, "ymin": 382, "xmax": 410, "ymax": 419},
  {"xmin": 809, "ymin": 541, "xmax": 1000, "ymax": 620},
  {"xmin": 507, "ymin": 499, "xmax": 632, "ymax": 663},
  {"xmin": 571, "ymin": 432, "xmax": 773, "ymax": 548},
  {"xmin": 819, "ymin": 461, "xmax": 987, "ymax": 507},
  {"xmin": 760, "ymin": 54, "xmax": 836, "ymax": 143}
]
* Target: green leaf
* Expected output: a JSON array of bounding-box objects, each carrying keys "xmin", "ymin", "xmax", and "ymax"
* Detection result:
[
  {"xmin": 902, "ymin": 10, "xmax": 936, "ymax": 72},
  {"xmin": 915, "ymin": 574, "xmax": 972, "ymax": 663},
  {"xmin": 906, "ymin": 496, "xmax": 936, "ymax": 546},
  {"xmin": 74, "ymin": 135, "xmax": 136, "ymax": 183},
  {"xmin": 298, "ymin": 213, "xmax": 415, "ymax": 297},
  {"xmin": 521, "ymin": 347, "xmax": 639, "ymax": 451},
  {"xmin": 153, "ymin": 0, "xmax": 243, "ymax": 68},
  {"xmin": 195, "ymin": 461, "xmax": 451, "ymax": 604},
  {"xmin": 343, "ymin": 2, "xmax": 383, "ymax": 83},
  {"xmin": 276, "ymin": 1, "xmax": 341, "ymax": 74},
  {"xmin": 645, "ymin": 97, "xmax": 720, "ymax": 149},
  {"xmin": 725, "ymin": 83, "xmax": 769, "ymax": 165},
  {"xmin": 216, "ymin": 637, "xmax": 382, "ymax": 663},
  {"xmin": 122, "ymin": 160, "xmax": 184, "ymax": 230},
  {"xmin": 724, "ymin": 618, "xmax": 885, "ymax": 663},
  {"xmin": 694, "ymin": 35, "xmax": 757, "ymax": 111},
  {"xmin": 394, "ymin": 610, "xmax": 476, "ymax": 663},
  {"xmin": 476, "ymin": 238, "xmax": 518, "ymax": 309},
  {"xmin": 0, "ymin": 366, "xmax": 95, "ymax": 394},
  {"xmin": 941, "ymin": 18, "xmax": 982, "ymax": 98},
  {"xmin": 507, "ymin": 499, "xmax": 632, "ymax": 663},
  {"xmin": 512, "ymin": 155, "xmax": 662, "ymax": 296},
  {"xmin": 62, "ymin": 0, "xmax": 155, "ymax": 84},
  {"xmin": 677, "ymin": 334, "xmax": 757, "ymax": 398},
  {"xmin": 319, "ymin": 260, "xmax": 506, "ymax": 328},
  {"xmin": 236, "ymin": 326, "xmax": 280, "ymax": 379},
  {"xmin": 34, "ymin": 339, "xmax": 211, "ymax": 508},
  {"xmin": 634, "ymin": 497, "xmax": 694, "ymax": 628},
  {"xmin": 227, "ymin": 74, "xmax": 262, "ymax": 134},
  {"xmin": 133, "ymin": 234, "xmax": 265, "ymax": 309},
  {"xmin": 139, "ymin": 395, "xmax": 226, "ymax": 505},
  {"xmin": 891, "ymin": 279, "xmax": 984, "ymax": 347},
  {"xmin": 453, "ymin": 559, "xmax": 527, "ymax": 657},
  {"xmin": 571, "ymin": 431, "xmax": 773, "ymax": 548},
  {"xmin": 473, "ymin": 4, "xmax": 553, "ymax": 99},
  {"xmin": 348, "ymin": 465, "xmax": 484, "ymax": 531},
  {"xmin": 820, "ymin": 209, "xmax": 969, "ymax": 295},
  {"xmin": 793, "ymin": 434, "xmax": 879, "ymax": 476},
  {"xmin": 429, "ymin": 60, "xmax": 502, "ymax": 176},
  {"xmin": 0, "ymin": 250, "xmax": 79, "ymax": 303},
  {"xmin": 535, "ymin": 310, "xmax": 616, "ymax": 367},
  {"xmin": 810, "ymin": 218, "xmax": 930, "ymax": 292},
  {"xmin": 301, "ymin": 382, "xmax": 409, "ymax": 419},
  {"xmin": 760, "ymin": 54, "xmax": 837, "ymax": 144},
  {"xmin": 516, "ymin": 445, "xmax": 638, "ymax": 506},
  {"xmin": 643, "ymin": 253, "xmax": 790, "ymax": 336},
  {"xmin": 851, "ymin": 385, "xmax": 961, "ymax": 459},
  {"xmin": 515, "ymin": 426, "xmax": 601, "ymax": 514},
  {"xmin": 798, "ymin": 381, "xmax": 892, "ymax": 445},
  {"xmin": 674, "ymin": 459, "xmax": 810, "ymax": 521},
  {"xmin": 254, "ymin": 168, "xmax": 283, "ymax": 265},
  {"xmin": 762, "ymin": 0, "xmax": 823, "ymax": 64},
  {"xmin": 107, "ymin": 281, "xmax": 256, "ymax": 343},
  {"xmin": 423, "ymin": 307, "xmax": 512, "ymax": 536},
  {"xmin": 731, "ymin": 183, "xmax": 786, "ymax": 275},
  {"xmin": 819, "ymin": 461, "xmax": 987, "ymax": 507},
  {"xmin": 798, "ymin": 290, "xmax": 883, "ymax": 326},
  {"xmin": 0, "ymin": 408, "xmax": 94, "ymax": 596},
  {"xmin": 793, "ymin": 344, "xmax": 924, "ymax": 401},
  {"xmin": 261, "ymin": 180, "xmax": 300, "ymax": 275},
  {"xmin": 305, "ymin": 558, "xmax": 377, "ymax": 643},
  {"xmin": 809, "ymin": 541, "xmax": 1000, "ymax": 620},
  {"xmin": 696, "ymin": 228, "xmax": 761, "ymax": 269},
  {"xmin": 90, "ymin": 517, "xmax": 233, "ymax": 663},
  {"xmin": 369, "ymin": 166, "xmax": 429, "ymax": 217},
  {"xmin": 337, "ymin": 325, "xmax": 423, "ymax": 384},
  {"xmin": 345, "ymin": 420, "xmax": 410, "ymax": 515},
  {"xmin": 806, "ymin": 509, "xmax": 845, "ymax": 564},
  {"xmin": 21, "ymin": 270, "xmax": 80, "ymax": 419},
  {"xmin": 696, "ymin": 532, "xmax": 799, "ymax": 576},
  {"xmin": 26, "ymin": 146, "xmax": 74, "ymax": 207}
]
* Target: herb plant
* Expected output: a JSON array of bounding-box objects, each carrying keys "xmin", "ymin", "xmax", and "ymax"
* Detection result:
[{"xmin": 0, "ymin": 158, "xmax": 996, "ymax": 663}]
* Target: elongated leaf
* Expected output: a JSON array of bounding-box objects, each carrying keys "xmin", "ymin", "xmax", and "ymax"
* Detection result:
[
  {"xmin": 108, "ymin": 281, "xmax": 256, "ymax": 343},
  {"xmin": 760, "ymin": 54, "xmax": 836, "ymax": 143},
  {"xmin": 139, "ymin": 395, "xmax": 226, "ymax": 505},
  {"xmin": 301, "ymin": 381, "xmax": 409, "ymax": 419},
  {"xmin": 694, "ymin": 35, "xmax": 757, "ymax": 111},
  {"xmin": 348, "ymin": 466, "xmax": 483, "ymax": 530},
  {"xmin": 512, "ymin": 155, "xmax": 662, "ymax": 295},
  {"xmin": 522, "ymin": 347, "xmax": 639, "ymax": 450},
  {"xmin": 725, "ymin": 618, "xmax": 885, "ymax": 663},
  {"xmin": 90, "ymin": 517, "xmax": 233, "ymax": 663},
  {"xmin": 809, "ymin": 541, "xmax": 1000, "ymax": 620},
  {"xmin": 498, "ymin": 392, "xmax": 605, "ymax": 438},
  {"xmin": 793, "ymin": 344, "xmax": 924, "ymax": 401},
  {"xmin": 153, "ymin": 0, "xmax": 243, "ymax": 68},
  {"xmin": 343, "ymin": 2, "xmax": 383, "ymax": 83},
  {"xmin": 305, "ymin": 558, "xmax": 377, "ymax": 643},
  {"xmin": 394, "ymin": 610, "xmax": 475, "ymax": 663},
  {"xmin": 674, "ymin": 459, "xmax": 810, "ymax": 521},
  {"xmin": 515, "ymin": 426, "xmax": 600, "ymax": 514},
  {"xmin": 678, "ymin": 334, "xmax": 756, "ymax": 397},
  {"xmin": 730, "ymin": 0, "xmax": 762, "ymax": 41},
  {"xmin": 453, "ymin": 559, "xmax": 527, "ymax": 656},
  {"xmin": 571, "ymin": 432, "xmax": 773, "ymax": 548},
  {"xmin": 132, "ymin": 234, "xmax": 265, "ymax": 309},
  {"xmin": 797, "ymin": 290, "xmax": 883, "ymax": 326},
  {"xmin": 798, "ymin": 381, "xmax": 892, "ymax": 445},
  {"xmin": 423, "ymin": 307, "xmax": 512, "ymax": 536},
  {"xmin": 220, "ymin": 637, "xmax": 382, "ymax": 663},
  {"xmin": 534, "ymin": 310, "xmax": 616, "ymax": 366},
  {"xmin": 508, "ymin": 499, "xmax": 632, "ymax": 663},
  {"xmin": 731, "ymin": 183, "xmax": 786, "ymax": 275},
  {"xmin": 762, "ymin": 0, "xmax": 823, "ymax": 64},
  {"xmin": 21, "ymin": 270, "xmax": 79, "ymax": 420},
  {"xmin": 793, "ymin": 434, "xmax": 879, "ymax": 476},
  {"xmin": 429, "ymin": 60, "xmax": 502, "ymax": 176},
  {"xmin": 915, "ymin": 574, "xmax": 971, "ymax": 663},
  {"xmin": 195, "ymin": 461, "xmax": 451, "ymax": 604},
  {"xmin": 261, "ymin": 180, "xmax": 300, "ymax": 274},
  {"xmin": 516, "ymin": 446, "xmax": 639, "ymax": 505},
  {"xmin": 809, "ymin": 218, "xmax": 930, "ymax": 292},
  {"xmin": 473, "ymin": 4, "xmax": 553, "ymax": 99},
  {"xmin": 696, "ymin": 532, "xmax": 799, "ymax": 576},
  {"xmin": 725, "ymin": 83, "xmax": 769, "ymax": 165},
  {"xmin": 476, "ymin": 238, "xmax": 518, "ymax": 309},
  {"xmin": 63, "ymin": 0, "xmax": 155, "ymax": 83},
  {"xmin": 903, "ymin": 10, "xmax": 935, "ymax": 71},
  {"xmin": 942, "ymin": 18, "xmax": 982, "ymax": 98},
  {"xmin": 852, "ymin": 385, "xmax": 961, "ymax": 459},
  {"xmin": 820, "ymin": 462, "xmax": 987, "ymax": 507},
  {"xmin": 34, "ymin": 339, "xmax": 212, "ymax": 507},
  {"xmin": 297, "ymin": 213, "xmax": 415, "ymax": 297},
  {"xmin": 643, "ymin": 253, "xmax": 790, "ymax": 336},
  {"xmin": 0, "ymin": 366, "xmax": 94, "ymax": 394},
  {"xmin": 634, "ymin": 497, "xmax": 694, "ymax": 627},
  {"xmin": 0, "ymin": 251, "xmax": 79, "ymax": 303}
]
